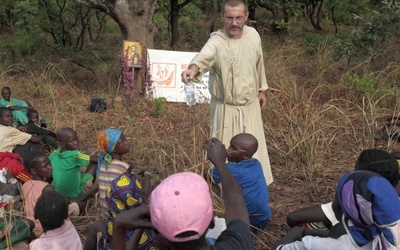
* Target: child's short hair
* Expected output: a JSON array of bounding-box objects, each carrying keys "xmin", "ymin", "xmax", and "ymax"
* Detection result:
[
  {"xmin": 355, "ymin": 149, "xmax": 400, "ymax": 187},
  {"xmin": 0, "ymin": 107, "xmax": 12, "ymax": 117},
  {"xmin": 34, "ymin": 190, "xmax": 68, "ymax": 233},
  {"xmin": 27, "ymin": 109, "xmax": 39, "ymax": 118},
  {"xmin": 24, "ymin": 151, "xmax": 47, "ymax": 172},
  {"xmin": 1, "ymin": 86, "xmax": 11, "ymax": 92}
]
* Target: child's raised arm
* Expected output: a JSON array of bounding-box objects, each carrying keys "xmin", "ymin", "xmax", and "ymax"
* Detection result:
[
  {"xmin": 206, "ymin": 138, "xmax": 250, "ymax": 227},
  {"xmin": 112, "ymin": 206, "xmax": 153, "ymax": 250}
]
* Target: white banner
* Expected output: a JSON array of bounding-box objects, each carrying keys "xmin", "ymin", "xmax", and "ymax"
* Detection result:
[{"xmin": 148, "ymin": 49, "xmax": 211, "ymax": 103}]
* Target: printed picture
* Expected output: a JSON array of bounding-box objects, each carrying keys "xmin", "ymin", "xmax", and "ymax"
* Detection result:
[
  {"xmin": 123, "ymin": 40, "xmax": 143, "ymax": 69},
  {"xmin": 152, "ymin": 63, "xmax": 176, "ymax": 88}
]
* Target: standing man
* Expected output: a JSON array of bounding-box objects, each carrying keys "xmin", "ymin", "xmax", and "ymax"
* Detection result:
[{"xmin": 181, "ymin": 0, "xmax": 273, "ymax": 184}]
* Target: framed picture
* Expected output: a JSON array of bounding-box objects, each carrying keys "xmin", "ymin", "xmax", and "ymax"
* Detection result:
[{"xmin": 123, "ymin": 40, "xmax": 143, "ymax": 69}]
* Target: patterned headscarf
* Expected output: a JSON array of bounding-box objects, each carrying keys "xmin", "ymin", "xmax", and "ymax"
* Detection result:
[
  {"xmin": 337, "ymin": 170, "xmax": 400, "ymax": 249},
  {"xmin": 97, "ymin": 128, "xmax": 122, "ymax": 175}
]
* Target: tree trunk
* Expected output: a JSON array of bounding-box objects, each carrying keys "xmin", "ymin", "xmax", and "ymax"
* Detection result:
[
  {"xmin": 209, "ymin": 0, "xmax": 219, "ymax": 33},
  {"xmin": 76, "ymin": 0, "xmax": 158, "ymax": 48},
  {"xmin": 170, "ymin": 0, "xmax": 180, "ymax": 49},
  {"xmin": 169, "ymin": 0, "xmax": 194, "ymax": 49},
  {"xmin": 309, "ymin": 0, "xmax": 323, "ymax": 30}
]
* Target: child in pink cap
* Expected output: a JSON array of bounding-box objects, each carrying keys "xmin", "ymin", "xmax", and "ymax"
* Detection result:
[{"xmin": 110, "ymin": 137, "xmax": 255, "ymax": 250}]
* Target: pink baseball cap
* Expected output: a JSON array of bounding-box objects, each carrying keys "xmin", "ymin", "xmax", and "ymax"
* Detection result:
[{"xmin": 150, "ymin": 172, "xmax": 213, "ymax": 242}]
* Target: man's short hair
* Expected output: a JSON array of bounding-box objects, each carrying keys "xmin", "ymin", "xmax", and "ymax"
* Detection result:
[
  {"xmin": 150, "ymin": 172, "xmax": 213, "ymax": 242},
  {"xmin": 221, "ymin": 0, "xmax": 248, "ymax": 12}
]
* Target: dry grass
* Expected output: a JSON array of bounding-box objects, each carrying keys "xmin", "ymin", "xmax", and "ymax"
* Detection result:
[{"xmin": 1, "ymin": 39, "xmax": 400, "ymax": 249}]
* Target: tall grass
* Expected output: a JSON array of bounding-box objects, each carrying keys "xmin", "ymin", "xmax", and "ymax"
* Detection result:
[{"xmin": 263, "ymin": 41, "xmax": 400, "ymax": 196}]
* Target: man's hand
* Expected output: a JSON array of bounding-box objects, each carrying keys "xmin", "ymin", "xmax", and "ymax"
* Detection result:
[
  {"xmin": 181, "ymin": 65, "xmax": 199, "ymax": 84},
  {"xmin": 258, "ymin": 91, "xmax": 267, "ymax": 109},
  {"xmin": 206, "ymin": 138, "xmax": 227, "ymax": 165}
]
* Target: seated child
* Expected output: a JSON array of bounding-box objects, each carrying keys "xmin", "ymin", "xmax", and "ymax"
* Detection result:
[
  {"xmin": 84, "ymin": 166, "xmax": 155, "ymax": 250},
  {"xmin": 29, "ymin": 190, "xmax": 82, "ymax": 250},
  {"xmin": 207, "ymin": 133, "xmax": 272, "ymax": 231},
  {"xmin": 22, "ymin": 151, "xmax": 81, "ymax": 238},
  {"xmin": 25, "ymin": 109, "xmax": 58, "ymax": 150},
  {"xmin": 0, "ymin": 107, "xmax": 42, "ymax": 154},
  {"xmin": 0, "ymin": 86, "xmax": 45, "ymax": 127},
  {"xmin": 49, "ymin": 127, "xmax": 98, "ymax": 203},
  {"xmin": 97, "ymin": 128, "xmax": 131, "ymax": 219},
  {"xmin": 101, "ymin": 167, "xmax": 155, "ymax": 249},
  {"xmin": 274, "ymin": 170, "xmax": 400, "ymax": 249},
  {"xmin": 0, "ymin": 151, "xmax": 32, "ymax": 184},
  {"xmin": 22, "ymin": 151, "xmax": 56, "ymax": 237},
  {"xmin": 111, "ymin": 138, "xmax": 255, "ymax": 250},
  {"xmin": 0, "ymin": 216, "xmax": 34, "ymax": 249},
  {"xmin": 0, "ymin": 161, "xmax": 35, "ymax": 249},
  {"xmin": 286, "ymin": 148, "xmax": 400, "ymax": 237},
  {"xmin": 0, "ymin": 107, "xmax": 43, "ymax": 181},
  {"xmin": 0, "ymin": 163, "xmax": 35, "ymax": 249}
]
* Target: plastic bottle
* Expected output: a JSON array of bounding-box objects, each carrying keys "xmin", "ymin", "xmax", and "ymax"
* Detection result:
[{"xmin": 184, "ymin": 80, "xmax": 196, "ymax": 106}]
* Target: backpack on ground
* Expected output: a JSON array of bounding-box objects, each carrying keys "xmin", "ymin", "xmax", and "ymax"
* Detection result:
[{"xmin": 90, "ymin": 98, "xmax": 107, "ymax": 113}]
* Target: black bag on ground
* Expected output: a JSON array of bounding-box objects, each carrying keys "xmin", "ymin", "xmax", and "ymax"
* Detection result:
[{"xmin": 90, "ymin": 98, "xmax": 107, "ymax": 113}]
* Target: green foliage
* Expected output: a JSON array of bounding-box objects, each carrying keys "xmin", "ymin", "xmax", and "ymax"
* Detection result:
[
  {"xmin": 278, "ymin": 0, "xmax": 303, "ymax": 22},
  {"xmin": 326, "ymin": 0, "xmax": 370, "ymax": 25},
  {"xmin": 151, "ymin": 97, "xmax": 167, "ymax": 117},
  {"xmin": 153, "ymin": 0, "xmax": 207, "ymax": 48},
  {"xmin": 274, "ymin": 19, "xmax": 291, "ymax": 31},
  {"xmin": 332, "ymin": 1, "xmax": 400, "ymax": 61},
  {"xmin": 344, "ymin": 72, "xmax": 376, "ymax": 95},
  {"xmin": 14, "ymin": 0, "xmax": 40, "ymax": 33},
  {"xmin": 153, "ymin": 11, "xmax": 169, "ymax": 48},
  {"xmin": 352, "ymin": 1, "xmax": 400, "ymax": 54},
  {"xmin": 0, "ymin": 0, "xmax": 107, "ymax": 65},
  {"xmin": 179, "ymin": 16, "xmax": 197, "ymax": 36},
  {"xmin": 125, "ymin": 115, "xmax": 134, "ymax": 127},
  {"xmin": 331, "ymin": 36, "xmax": 353, "ymax": 61},
  {"xmin": 301, "ymin": 33, "xmax": 333, "ymax": 54}
]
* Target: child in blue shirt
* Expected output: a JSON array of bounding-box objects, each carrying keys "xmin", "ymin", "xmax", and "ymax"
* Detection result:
[{"xmin": 208, "ymin": 132, "xmax": 272, "ymax": 231}]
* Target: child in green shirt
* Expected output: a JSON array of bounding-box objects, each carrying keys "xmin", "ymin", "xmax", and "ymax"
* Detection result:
[{"xmin": 49, "ymin": 127, "xmax": 98, "ymax": 203}]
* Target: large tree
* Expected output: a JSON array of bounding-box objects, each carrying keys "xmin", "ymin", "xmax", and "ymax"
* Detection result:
[
  {"xmin": 169, "ymin": 0, "xmax": 194, "ymax": 49},
  {"xmin": 76, "ymin": 0, "xmax": 158, "ymax": 48}
]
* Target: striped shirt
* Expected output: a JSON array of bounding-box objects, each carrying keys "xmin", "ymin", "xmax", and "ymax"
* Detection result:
[{"xmin": 98, "ymin": 159, "xmax": 129, "ymax": 219}]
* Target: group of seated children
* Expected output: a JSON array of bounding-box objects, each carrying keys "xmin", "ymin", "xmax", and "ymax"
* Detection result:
[
  {"xmin": 0, "ymin": 119, "xmax": 158, "ymax": 249},
  {"xmin": 273, "ymin": 148, "xmax": 400, "ymax": 249},
  {"xmin": 2, "ymin": 121, "xmax": 267, "ymax": 249},
  {"xmin": 0, "ymin": 96, "xmax": 57, "ymax": 162},
  {"xmin": 0, "ymin": 86, "xmax": 46, "ymax": 127},
  {"xmin": 86, "ymin": 136, "xmax": 256, "ymax": 250},
  {"xmin": 2, "ymin": 91, "xmax": 400, "ymax": 250},
  {"xmin": 0, "ymin": 103, "xmax": 97, "ymax": 248},
  {"xmin": 81, "ymin": 132, "xmax": 272, "ymax": 250},
  {"xmin": 0, "ymin": 121, "xmax": 271, "ymax": 249}
]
